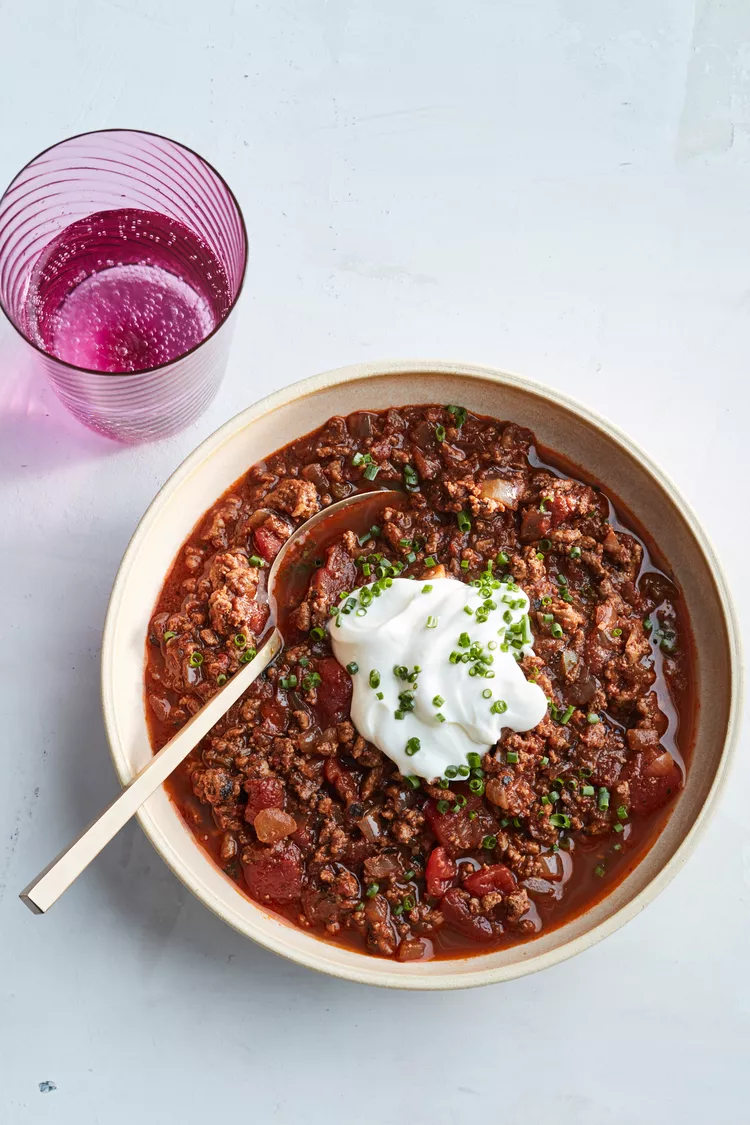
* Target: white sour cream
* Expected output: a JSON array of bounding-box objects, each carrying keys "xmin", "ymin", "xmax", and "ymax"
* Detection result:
[{"xmin": 328, "ymin": 575, "xmax": 547, "ymax": 780}]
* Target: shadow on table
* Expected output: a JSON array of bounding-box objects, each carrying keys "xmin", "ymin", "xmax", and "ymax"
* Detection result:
[{"xmin": 0, "ymin": 335, "xmax": 118, "ymax": 480}]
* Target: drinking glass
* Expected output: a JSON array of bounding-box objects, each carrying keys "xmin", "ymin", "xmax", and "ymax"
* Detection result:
[{"xmin": 0, "ymin": 129, "xmax": 247, "ymax": 443}]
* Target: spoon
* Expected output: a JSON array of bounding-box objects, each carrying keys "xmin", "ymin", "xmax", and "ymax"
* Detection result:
[{"xmin": 20, "ymin": 488, "xmax": 402, "ymax": 914}]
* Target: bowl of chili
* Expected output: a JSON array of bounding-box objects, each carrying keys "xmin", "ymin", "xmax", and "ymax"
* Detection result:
[{"xmin": 101, "ymin": 360, "xmax": 741, "ymax": 988}]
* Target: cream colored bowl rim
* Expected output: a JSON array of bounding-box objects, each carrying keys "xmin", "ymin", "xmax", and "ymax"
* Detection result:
[{"xmin": 101, "ymin": 359, "xmax": 743, "ymax": 989}]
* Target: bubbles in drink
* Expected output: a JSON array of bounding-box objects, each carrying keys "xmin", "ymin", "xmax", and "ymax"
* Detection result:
[{"xmin": 25, "ymin": 209, "xmax": 232, "ymax": 373}]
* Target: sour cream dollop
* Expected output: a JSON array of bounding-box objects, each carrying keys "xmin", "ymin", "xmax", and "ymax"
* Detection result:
[{"xmin": 328, "ymin": 575, "xmax": 547, "ymax": 780}]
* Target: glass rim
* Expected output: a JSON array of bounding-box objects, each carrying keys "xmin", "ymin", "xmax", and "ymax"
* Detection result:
[{"xmin": 0, "ymin": 126, "xmax": 249, "ymax": 379}]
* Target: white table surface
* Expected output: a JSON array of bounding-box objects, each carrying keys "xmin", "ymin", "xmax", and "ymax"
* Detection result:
[{"xmin": 1, "ymin": 1, "xmax": 748, "ymax": 1121}]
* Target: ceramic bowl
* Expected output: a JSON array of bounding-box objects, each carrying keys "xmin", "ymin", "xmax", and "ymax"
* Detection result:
[{"xmin": 101, "ymin": 360, "xmax": 742, "ymax": 989}]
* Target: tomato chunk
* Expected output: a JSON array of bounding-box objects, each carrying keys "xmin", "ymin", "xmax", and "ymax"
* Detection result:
[
  {"xmin": 324, "ymin": 757, "xmax": 360, "ymax": 806},
  {"xmin": 440, "ymin": 888, "xmax": 495, "ymax": 942},
  {"xmin": 254, "ymin": 524, "xmax": 285, "ymax": 563},
  {"xmin": 315, "ymin": 656, "xmax": 353, "ymax": 726},
  {"xmin": 424, "ymin": 797, "xmax": 497, "ymax": 856},
  {"xmin": 310, "ymin": 543, "xmax": 357, "ymax": 609},
  {"xmin": 242, "ymin": 840, "xmax": 303, "ymax": 904},
  {"xmin": 425, "ymin": 846, "xmax": 457, "ymax": 897},
  {"xmin": 244, "ymin": 777, "xmax": 285, "ymax": 824},
  {"xmin": 462, "ymin": 863, "xmax": 516, "ymax": 897},
  {"xmin": 626, "ymin": 749, "xmax": 682, "ymax": 815}
]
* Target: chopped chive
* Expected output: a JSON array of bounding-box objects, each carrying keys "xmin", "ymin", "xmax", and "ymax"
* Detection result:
[
  {"xmin": 469, "ymin": 778, "xmax": 485, "ymax": 794},
  {"xmin": 216, "ymin": 674, "xmax": 227, "ymax": 686},
  {"xmin": 369, "ymin": 670, "xmax": 381, "ymax": 689},
  {"xmin": 569, "ymin": 545, "xmax": 582, "ymax": 560},
  {"xmin": 559, "ymin": 705, "xmax": 575, "ymax": 725},
  {"xmin": 435, "ymin": 424, "xmax": 446, "ymax": 442},
  {"xmin": 437, "ymin": 800, "xmax": 450, "ymax": 814},
  {"xmin": 422, "ymin": 583, "xmax": 433, "ymax": 594},
  {"xmin": 404, "ymin": 776, "xmax": 421, "ymax": 790},
  {"xmin": 460, "ymin": 559, "xmax": 470, "ymax": 570},
  {"xmin": 446, "ymin": 404, "xmax": 467, "ymax": 427},
  {"xmin": 403, "ymin": 464, "xmax": 420, "ymax": 491},
  {"xmin": 239, "ymin": 648, "xmax": 257, "ymax": 664},
  {"xmin": 482, "ymin": 688, "xmax": 492, "ymax": 699},
  {"xmin": 550, "ymin": 622, "xmax": 563, "ymax": 638},
  {"xmin": 587, "ymin": 713, "xmax": 599, "ymax": 725},
  {"xmin": 403, "ymin": 895, "xmax": 416, "ymax": 911},
  {"xmin": 594, "ymin": 864, "xmax": 606, "ymax": 878},
  {"xmin": 302, "ymin": 672, "xmax": 322, "ymax": 690},
  {"xmin": 424, "ymin": 555, "xmax": 437, "ymax": 568},
  {"xmin": 233, "ymin": 632, "xmax": 248, "ymax": 648},
  {"xmin": 405, "ymin": 737, "xmax": 421, "ymax": 756},
  {"xmin": 248, "ymin": 554, "xmax": 264, "ymax": 567},
  {"xmin": 614, "ymin": 823, "xmax": 624, "ymax": 834},
  {"xmin": 445, "ymin": 766, "xmax": 458, "ymax": 779},
  {"xmin": 540, "ymin": 755, "xmax": 549, "ymax": 767},
  {"xmin": 612, "ymin": 627, "xmax": 622, "ymax": 637},
  {"xmin": 598, "ymin": 787, "xmax": 610, "ymax": 810},
  {"xmin": 363, "ymin": 464, "xmax": 379, "ymax": 481},
  {"xmin": 394, "ymin": 710, "xmax": 405, "ymax": 720},
  {"xmin": 188, "ymin": 651, "xmax": 204, "ymax": 667},
  {"xmin": 435, "ymin": 713, "xmax": 446, "ymax": 723},
  {"xmin": 457, "ymin": 765, "xmax": 470, "ymax": 778},
  {"xmin": 506, "ymin": 750, "xmax": 519, "ymax": 764},
  {"xmin": 482, "ymin": 835, "xmax": 498, "ymax": 850},
  {"xmin": 457, "ymin": 510, "xmax": 472, "ymax": 533},
  {"xmin": 426, "ymin": 615, "xmax": 439, "ymax": 629},
  {"xmin": 550, "ymin": 813, "xmax": 571, "ymax": 828},
  {"xmin": 366, "ymin": 882, "xmax": 379, "ymax": 897},
  {"xmin": 617, "ymin": 805, "xmax": 628, "ymax": 820},
  {"xmin": 346, "ymin": 661, "xmax": 359, "ymax": 675},
  {"xmin": 582, "ymin": 785, "xmax": 595, "ymax": 796},
  {"xmin": 491, "ymin": 700, "xmax": 508, "ymax": 716},
  {"xmin": 163, "ymin": 631, "xmax": 176, "ymax": 642},
  {"xmin": 467, "ymin": 751, "xmax": 482, "ymax": 770},
  {"xmin": 376, "ymin": 691, "xmax": 384, "ymax": 700}
]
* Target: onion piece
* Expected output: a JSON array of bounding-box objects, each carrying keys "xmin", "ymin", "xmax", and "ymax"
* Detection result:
[
  {"xmin": 644, "ymin": 750, "xmax": 675, "ymax": 778},
  {"xmin": 357, "ymin": 813, "xmax": 382, "ymax": 842},
  {"xmin": 480, "ymin": 477, "xmax": 520, "ymax": 508}
]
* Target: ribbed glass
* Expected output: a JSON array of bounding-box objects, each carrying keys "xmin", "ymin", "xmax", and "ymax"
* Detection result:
[{"xmin": 0, "ymin": 129, "xmax": 247, "ymax": 443}]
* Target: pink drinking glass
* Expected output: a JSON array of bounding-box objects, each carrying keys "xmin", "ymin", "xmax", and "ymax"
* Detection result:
[{"xmin": 0, "ymin": 129, "xmax": 247, "ymax": 443}]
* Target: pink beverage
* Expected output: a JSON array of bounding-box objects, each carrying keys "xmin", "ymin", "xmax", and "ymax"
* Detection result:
[
  {"xmin": 0, "ymin": 130, "xmax": 246, "ymax": 442},
  {"xmin": 24, "ymin": 208, "xmax": 232, "ymax": 373}
]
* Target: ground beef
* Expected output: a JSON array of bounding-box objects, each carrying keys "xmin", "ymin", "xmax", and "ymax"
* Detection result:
[{"xmin": 146, "ymin": 404, "xmax": 693, "ymax": 962}]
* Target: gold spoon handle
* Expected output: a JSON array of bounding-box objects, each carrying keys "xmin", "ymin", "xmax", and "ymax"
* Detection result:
[{"xmin": 20, "ymin": 628, "xmax": 282, "ymax": 914}]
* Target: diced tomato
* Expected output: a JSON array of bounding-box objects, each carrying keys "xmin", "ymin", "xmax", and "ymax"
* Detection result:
[
  {"xmin": 246, "ymin": 600, "xmax": 270, "ymax": 636},
  {"xmin": 626, "ymin": 750, "xmax": 682, "ymax": 815},
  {"xmin": 440, "ymin": 888, "xmax": 495, "ymax": 942},
  {"xmin": 310, "ymin": 543, "xmax": 357, "ymax": 609},
  {"xmin": 462, "ymin": 863, "xmax": 516, "ymax": 897},
  {"xmin": 242, "ymin": 840, "xmax": 303, "ymax": 904},
  {"xmin": 425, "ymin": 846, "xmax": 457, "ymax": 897},
  {"xmin": 259, "ymin": 697, "xmax": 287, "ymax": 732},
  {"xmin": 519, "ymin": 508, "xmax": 552, "ymax": 543},
  {"xmin": 315, "ymin": 656, "xmax": 353, "ymax": 726},
  {"xmin": 424, "ymin": 797, "xmax": 497, "ymax": 857},
  {"xmin": 254, "ymin": 524, "xmax": 285, "ymax": 563},
  {"xmin": 244, "ymin": 777, "xmax": 285, "ymax": 824},
  {"xmin": 324, "ymin": 757, "xmax": 360, "ymax": 806},
  {"xmin": 550, "ymin": 492, "xmax": 577, "ymax": 527}
]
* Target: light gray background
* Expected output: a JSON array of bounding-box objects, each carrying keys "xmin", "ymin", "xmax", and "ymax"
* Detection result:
[{"xmin": 1, "ymin": 2, "xmax": 748, "ymax": 1122}]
